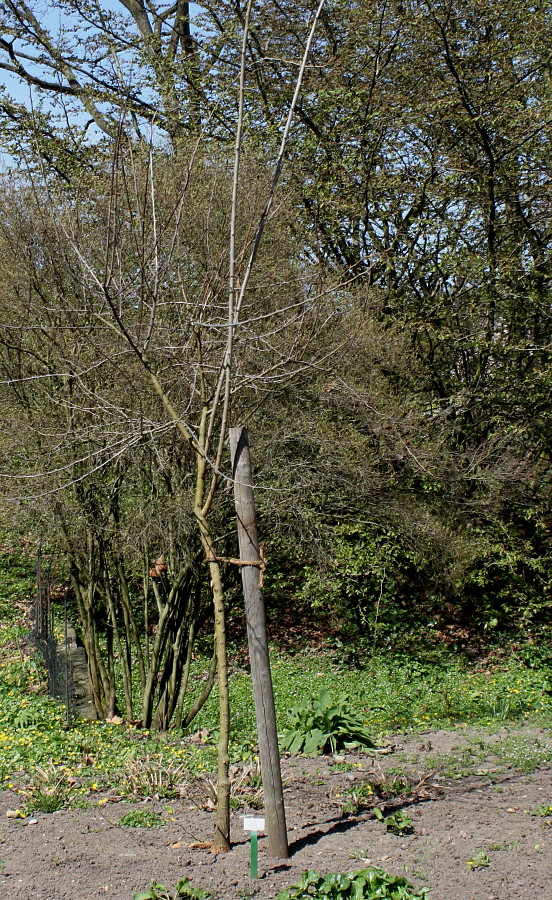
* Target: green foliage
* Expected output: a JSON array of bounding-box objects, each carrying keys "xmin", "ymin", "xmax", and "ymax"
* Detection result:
[
  {"xmin": 0, "ymin": 552, "xmax": 36, "ymax": 621},
  {"xmin": 1, "ymin": 633, "xmax": 550, "ymax": 796},
  {"xmin": 0, "ymin": 555, "xmax": 550, "ymax": 801},
  {"xmin": 339, "ymin": 772, "xmax": 414, "ymax": 815},
  {"xmin": 24, "ymin": 793, "xmax": 64, "ymax": 814},
  {"xmin": 0, "ymin": 613, "xmax": 216, "ymax": 795},
  {"xmin": 452, "ymin": 516, "xmax": 552, "ymax": 630},
  {"xmin": 280, "ymin": 690, "xmax": 379, "ymax": 756},
  {"xmin": 198, "ymin": 643, "xmax": 552, "ymax": 750},
  {"xmin": 340, "ymin": 783, "xmax": 375, "ymax": 816},
  {"xmin": 330, "ymin": 761, "xmax": 356, "ymax": 773},
  {"xmin": 134, "ymin": 879, "xmax": 211, "ymax": 900},
  {"xmin": 229, "ymin": 763, "xmax": 264, "ymax": 810},
  {"xmin": 276, "ymin": 868, "xmax": 430, "ymax": 900},
  {"xmin": 293, "ymin": 510, "xmax": 552, "ymax": 646},
  {"xmin": 119, "ymin": 809, "xmax": 165, "ymax": 828},
  {"xmin": 428, "ymin": 734, "xmax": 552, "ymax": 779},
  {"xmin": 530, "ymin": 804, "xmax": 552, "ymax": 817},
  {"xmin": 466, "ymin": 851, "xmax": 491, "ymax": 870},
  {"xmin": 0, "ymin": 0, "xmax": 550, "ymax": 696},
  {"xmin": 298, "ymin": 525, "xmax": 418, "ymax": 636},
  {"xmin": 370, "ymin": 775, "xmax": 412, "ymax": 800},
  {"xmin": 12, "ymin": 707, "xmax": 40, "ymax": 729},
  {"xmin": 21, "ymin": 763, "xmax": 78, "ymax": 813},
  {"xmin": 373, "ymin": 808, "xmax": 413, "ymax": 836}
]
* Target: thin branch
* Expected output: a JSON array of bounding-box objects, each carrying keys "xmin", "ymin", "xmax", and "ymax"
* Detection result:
[
  {"xmin": 203, "ymin": 0, "xmax": 326, "ymax": 508},
  {"xmin": 201, "ymin": 0, "xmax": 254, "ymax": 514}
]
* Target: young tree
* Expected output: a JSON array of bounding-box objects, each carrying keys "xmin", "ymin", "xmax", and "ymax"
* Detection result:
[{"xmin": 0, "ymin": 0, "xmax": 328, "ymax": 854}]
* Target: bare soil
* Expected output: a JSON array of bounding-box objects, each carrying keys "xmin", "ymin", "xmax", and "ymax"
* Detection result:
[{"xmin": 1, "ymin": 728, "xmax": 551, "ymax": 900}]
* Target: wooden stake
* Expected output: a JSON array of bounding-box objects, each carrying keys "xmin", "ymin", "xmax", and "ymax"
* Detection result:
[{"xmin": 229, "ymin": 426, "xmax": 289, "ymax": 859}]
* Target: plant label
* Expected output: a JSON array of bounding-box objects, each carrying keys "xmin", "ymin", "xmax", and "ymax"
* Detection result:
[{"xmin": 243, "ymin": 816, "xmax": 265, "ymax": 832}]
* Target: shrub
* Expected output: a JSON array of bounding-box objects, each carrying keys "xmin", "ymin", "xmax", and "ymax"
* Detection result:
[
  {"xmin": 280, "ymin": 689, "xmax": 380, "ymax": 756},
  {"xmin": 276, "ymin": 867, "xmax": 430, "ymax": 900}
]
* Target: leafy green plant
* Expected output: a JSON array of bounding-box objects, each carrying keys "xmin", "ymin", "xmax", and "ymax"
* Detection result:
[
  {"xmin": 453, "ymin": 518, "xmax": 552, "ymax": 632},
  {"xmin": 330, "ymin": 761, "xmax": 356, "ymax": 772},
  {"xmin": 276, "ymin": 868, "xmax": 430, "ymax": 900},
  {"xmin": 134, "ymin": 879, "xmax": 211, "ymax": 900},
  {"xmin": 0, "ymin": 557, "xmax": 550, "ymax": 810},
  {"xmin": 337, "ymin": 771, "xmax": 412, "ymax": 815},
  {"xmin": 341, "ymin": 783, "xmax": 375, "ymax": 815},
  {"xmin": 373, "ymin": 807, "xmax": 414, "ymax": 836},
  {"xmin": 12, "ymin": 707, "xmax": 40, "ymax": 729},
  {"xmin": 237, "ymin": 888, "xmax": 258, "ymax": 899},
  {"xmin": 119, "ymin": 809, "xmax": 165, "ymax": 828},
  {"xmin": 530, "ymin": 804, "xmax": 552, "ymax": 817},
  {"xmin": 428, "ymin": 734, "xmax": 552, "ymax": 779},
  {"xmin": 280, "ymin": 689, "xmax": 380, "ymax": 756},
  {"xmin": 466, "ymin": 851, "xmax": 490, "ymax": 870}
]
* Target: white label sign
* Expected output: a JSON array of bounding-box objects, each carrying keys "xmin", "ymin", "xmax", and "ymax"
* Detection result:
[{"xmin": 243, "ymin": 816, "xmax": 265, "ymax": 832}]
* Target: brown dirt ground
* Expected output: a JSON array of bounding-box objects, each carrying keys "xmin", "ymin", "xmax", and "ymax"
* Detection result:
[{"xmin": 0, "ymin": 728, "xmax": 550, "ymax": 900}]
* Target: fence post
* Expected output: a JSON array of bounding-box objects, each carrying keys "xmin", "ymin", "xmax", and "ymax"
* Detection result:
[{"xmin": 229, "ymin": 426, "xmax": 289, "ymax": 859}]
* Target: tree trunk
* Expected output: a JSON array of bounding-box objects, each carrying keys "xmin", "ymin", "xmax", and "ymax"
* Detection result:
[{"xmin": 205, "ymin": 547, "xmax": 231, "ymax": 853}]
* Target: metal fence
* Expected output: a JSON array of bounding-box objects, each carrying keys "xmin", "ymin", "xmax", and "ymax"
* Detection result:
[{"xmin": 34, "ymin": 549, "xmax": 73, "ymax": 724}]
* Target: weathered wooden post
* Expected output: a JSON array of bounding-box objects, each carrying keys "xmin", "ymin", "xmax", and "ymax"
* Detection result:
[{"xmin": 229, "ymin": 426, "xmax": 289, "ymax": 859}]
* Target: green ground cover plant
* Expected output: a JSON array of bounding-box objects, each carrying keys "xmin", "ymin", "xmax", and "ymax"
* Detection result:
[
  {"xmin": 217, "ymin": 651, "xmax": 552, "ymax": 742},
  {"xmin": 426, "ymin": 734, "xmax": 552, "ymax": 778},
  {"xmin": 275, "ymin": 868, "xmax": 430, "ymax": 900},
  {"xmin": 531, "ymin": 804, "xmax": 552, "ymax": 817},
  {"xmin": 373, "ymin": 808, "xmax": 414, "ymax": 836},
  {"xmin": 330, "ymin": 762, "xmax": 356, "ymax": 773},
  {"xmin": 119, "ymin": 809, "xmax": 165, "ymax": 828},
  {"xmin": 134, "ymin": 879, "xmax": 211, "ymax": 900},
  {"xmin": 466, "ymin": 851, "xmax": 491, "ymax": 870},
  {"xmin": 0, "ymin": 552, "xmax": 550, "ymax": 800},
  {"xmin": 339, "ymin": 773, "xmax": 420, "ymax": 816},
  {"xmin": 19, "ymin": 763, "xmax": 79, "ymax": 813},
  {"xmin": 1, "ymin": 610, "xmax": 551, "ymax": 798},
  {"xmin": 0, "ymin": 615, "xmax": 215, "ymax": 798}
]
